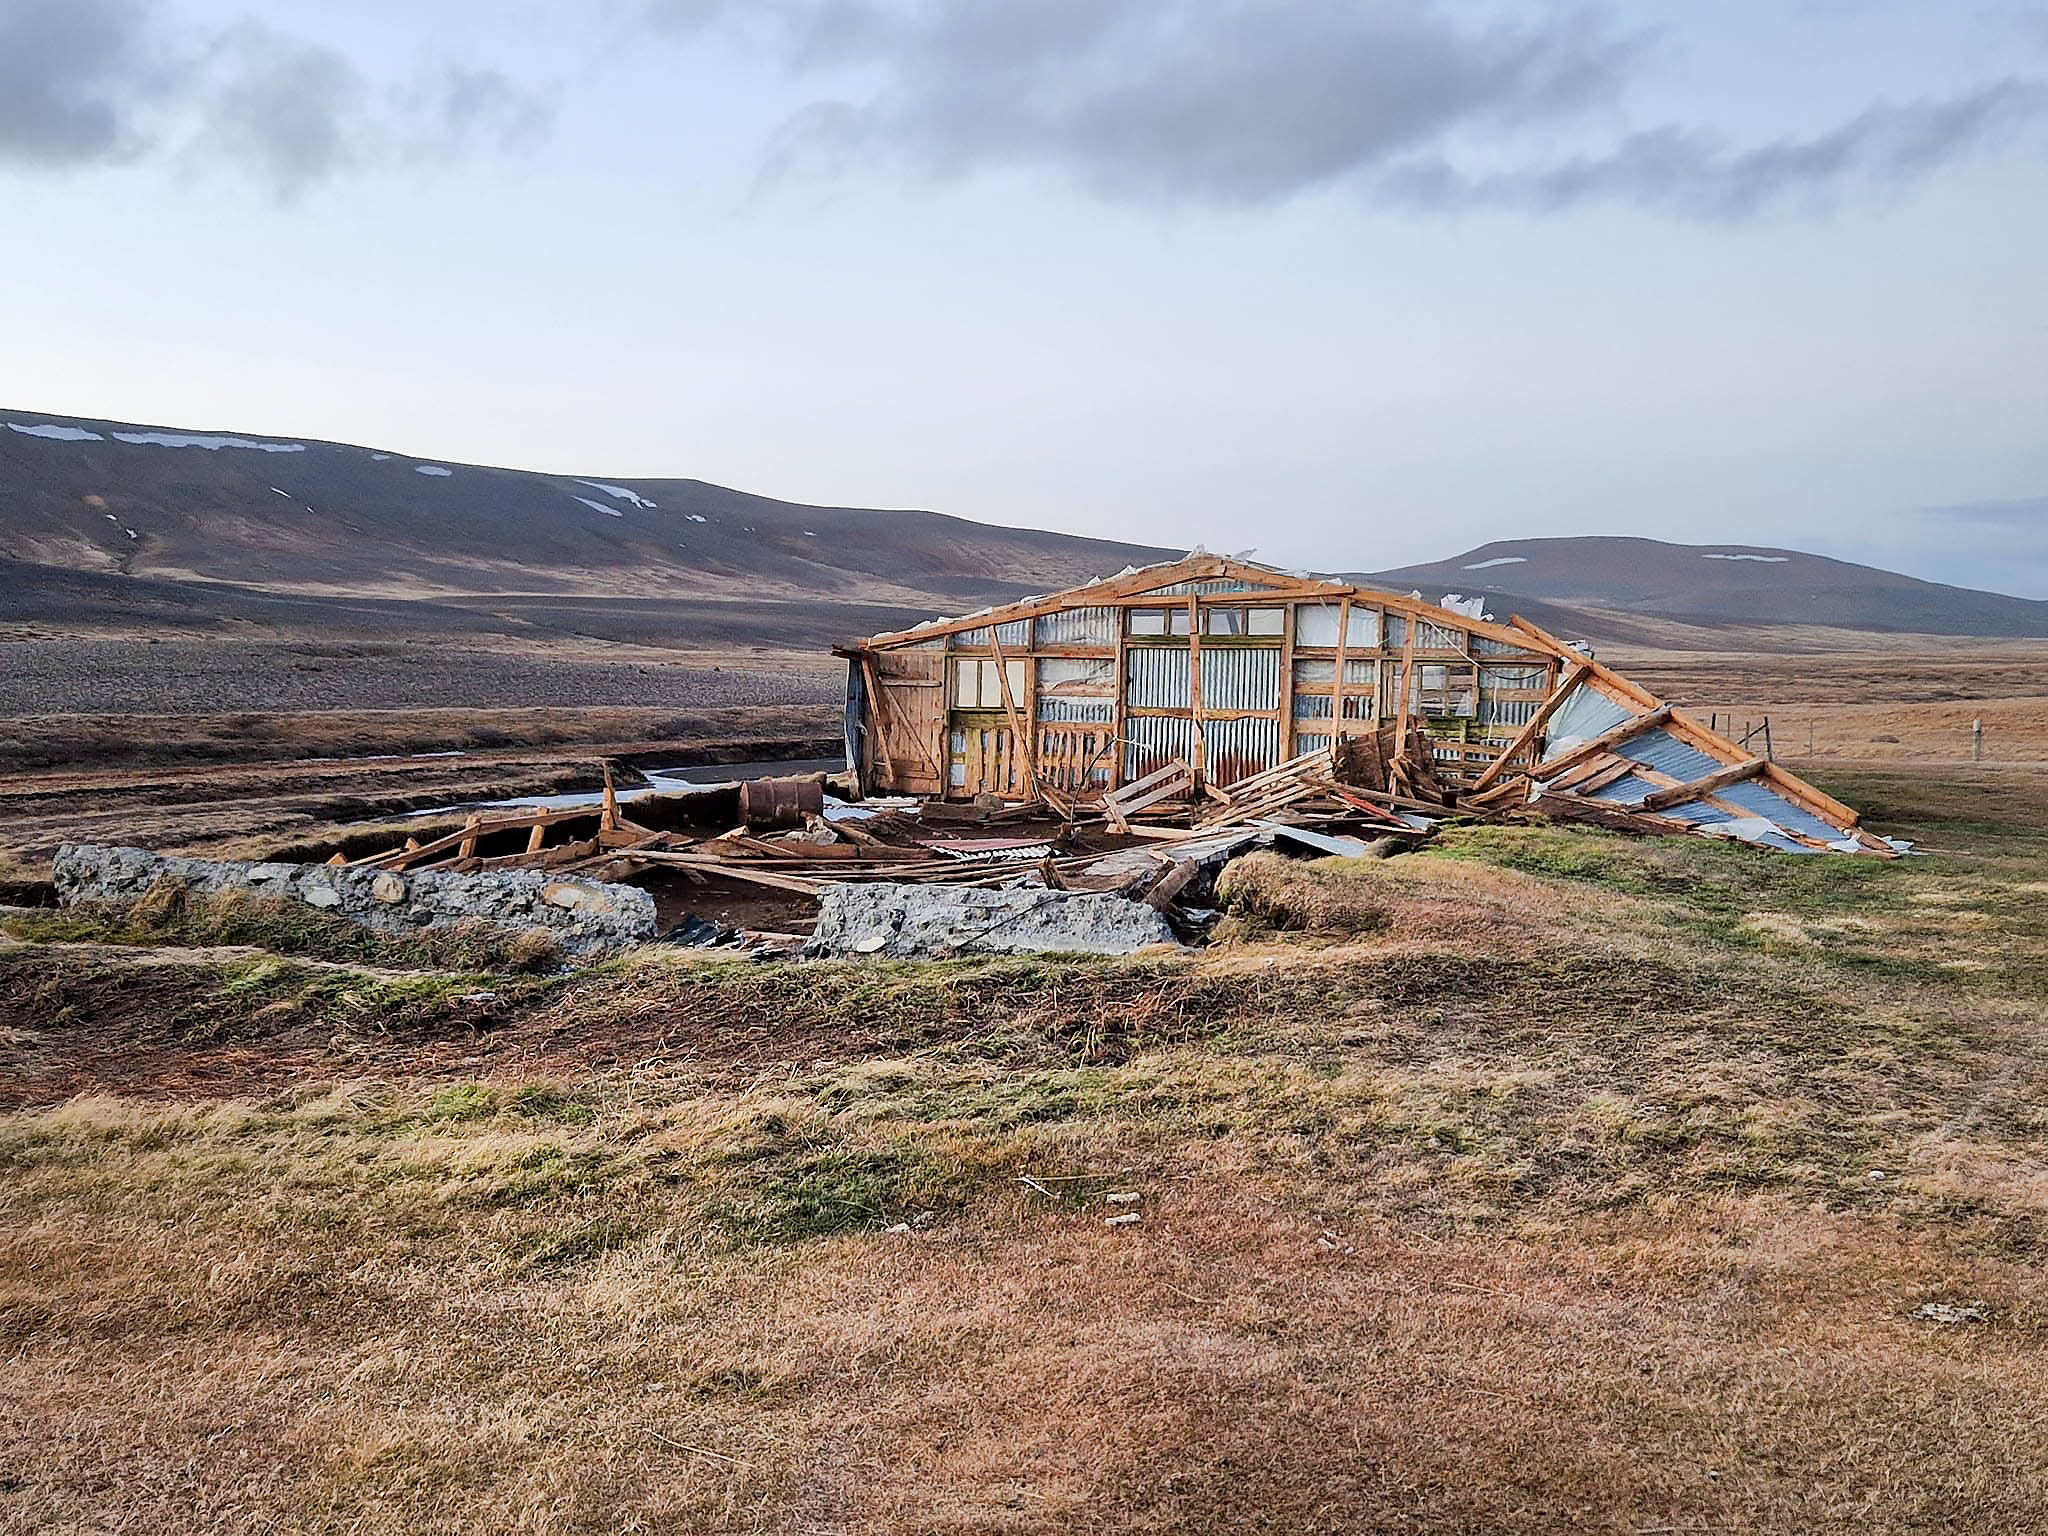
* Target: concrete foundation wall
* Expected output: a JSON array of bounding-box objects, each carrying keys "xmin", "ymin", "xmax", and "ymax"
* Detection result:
[
  {"xmin": 53, "ymin": 845, "xmax": 657, "ymax": 959},
  {"xmin": 805, "ymin": 881, "xmax": 1178, "ymax": 959}
]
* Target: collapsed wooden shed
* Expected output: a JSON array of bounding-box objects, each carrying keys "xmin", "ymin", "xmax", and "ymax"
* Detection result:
[{"xmin": 838, "ymin": 553, "xmax": 1896, "ymax": 855}]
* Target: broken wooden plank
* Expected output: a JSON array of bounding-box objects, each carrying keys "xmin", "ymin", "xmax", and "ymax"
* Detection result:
[
  {"xmin": 1637, "ymin": 756, "xmax": 1770, "ymax": 812},
  {"xmin": 1466, "ymin": 660, "xmax": 1592, "ymax": 793},
  {"xmin": 1529, "ymin": 704, "xmax": 1674, "ymax": 780}
]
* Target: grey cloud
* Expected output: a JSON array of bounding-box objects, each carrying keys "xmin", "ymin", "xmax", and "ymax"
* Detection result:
[
  {"xmin": 652, "ymin": 0, "xmax": 2047, "ymax": 216},
  {"xmin": 0, "ymin": 0, "xmax": 157, "ymax": 169},
  {"xmin": 1378, "ymin": 79, "xmax": 2048, "ymax": 217},
  {"xmin": 660, "ymin": 0, "xmax": 1645, "ymax": 203},
  {"xmin": 190, "ymin": 23, "xmax": 370, "ymax": 199},
  {"xmin": 0, "ymin": 0, "xmax": 554, "ymax": 199}
]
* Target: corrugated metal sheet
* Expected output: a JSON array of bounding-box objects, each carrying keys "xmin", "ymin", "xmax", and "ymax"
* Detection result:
[
  {"xmin": 1124, "ymin": 715, "xmax": 1196, "ymax": 779},
  {"xmin": 1472, "ymin": 635, "xmax": 1538, "ymax": 656},
  {"xmin": 1033, "ymin": 606, "xmax": 1118, "ymax": 646},
  {"xmin": 1295, "ymin": 732, "xmax": 1334, "ymax": 755},
  {"xmin": 1545, "ymin": 682, "xmax": 1632, "ymax": 749},
  {"xmin": 1585, "ymin": 732, "xmax": 1722, "ymax": 807},
  {"xmin": 1417, "ymin": 621, "xmax": 1465, "ymax": 651},
  {"xmin": 1125, "ymin": 646, "xmax": 1191, "ymax": 709},
  {"xmin": 1150, "ymin": 578, "xmax": 1272, "ymax": 595},
  {"xmin": 1198, "ymin": 646, "xmax": 1282, "ymax": 710},
  {"xmin": 1294, "ymin": 658, "xmax": 1335, "ymax": 685},
  {"xmin": 1203, "ymin": 717, "xmax": 1282, "ymax": 786},
  {"xmin": 1294, "ymin": 694, "xmax": 1333, "ymax": 720},
  {"xmin": 1713, "ymin": 779, "xmax": 1850, "ymax": 840},
  {"xmin": 1585, "ymin": 729, "xmax": 1851, "ymax": 840},
  {"xmin": 950, "ymin": 619, "xmax": 1030, "ymax": 649},
  {"xmin": 1038, "ymin": 698, "xmax": 1114, "ymax": 724},
  {"xmin": 1613, "ymin": 729, "xmax": 1724, "ymax": 785},
  {"xmin": 1481, "ymin": 664, "xmax": 1548, "ymax": 690},
  {"xmin": 1384, "ymin": 614, "xmax": 1407, "ymax": 649},
  {"xmin": 1480, "ymin": 698, "xmax": 1540, "ymax": 728},
  {"xmin": 1583, "ymin": 770, "xmax": 1663, "ymax": 803}
]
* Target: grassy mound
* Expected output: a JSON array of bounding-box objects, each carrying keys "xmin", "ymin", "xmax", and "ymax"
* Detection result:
[{"xmin": 1214, "ymin": 851, "xmax": 1392, "ymax": 936}]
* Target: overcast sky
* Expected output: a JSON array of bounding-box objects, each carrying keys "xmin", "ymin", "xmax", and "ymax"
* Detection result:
[{"xmin": 3, "ymin": 0, "xmax": 2045, "ymax": 595}]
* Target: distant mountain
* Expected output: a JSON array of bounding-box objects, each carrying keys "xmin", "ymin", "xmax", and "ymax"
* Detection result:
[
  {"xmin": 7, "ymin": 410, "xmax": 2045, "ymax": 646},
  {"xmin": 1366, "ymin": 536, "xmax": 2048, "ymax": 640},
  {"xmin": 0, "ymin": 409, "xmax": 1177, "ymax": 610}
]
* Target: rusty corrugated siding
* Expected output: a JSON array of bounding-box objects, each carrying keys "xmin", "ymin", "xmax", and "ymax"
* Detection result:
[
  {"xmin": 1124, "ymin": 715, "xmax": 1196, "ymax": 780},
  {"xmin": 1202, "ymin": 717, "xmax": 1282, "ymax": 785}
]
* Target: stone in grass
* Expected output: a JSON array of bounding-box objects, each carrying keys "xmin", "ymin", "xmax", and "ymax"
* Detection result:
[
  {"xmin": 1910, "ymin": 1301, "xmax": 1990, "ymax": 1326},
  {"xmin": 804, "ymin": 881, "xmax": 1179, "ymax": 960}
]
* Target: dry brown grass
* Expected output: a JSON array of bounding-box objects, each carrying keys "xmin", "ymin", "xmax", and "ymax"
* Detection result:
[
  {"xmin": 1215, "ymin": 851, "xmax": 1392, "ymax": 937},
  {"xmin": 4, "ymin": 763, "xmax": 2048, "ymax": 1531}
]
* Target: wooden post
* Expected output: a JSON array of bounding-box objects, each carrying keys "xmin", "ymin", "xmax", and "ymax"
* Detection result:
[
  {"xmin": 1187, "ymin": 593, "xmax": 1205, "ymax": 789},
  {"xmin": 1331, "ymin": 596, "xmax": 1352, "ymax": 736},
  {"xmin": 987, "ymin": 630, "xmax": 1040, "ymax": 799},
  {"xmin": 1468, "ymin": 660, "xmax": 1592, "ymax": 793},
  {"xmin": 1973, "ymin": 717, "xmax": 1984, "ymax": 761},
  {"xmin": 1110, "ymin": 627, "xmax": 1130, "ymax": 791},
  {"xmin": 1392, "ymin": 616, "xmax": 1418, "ymax": 767},
  {"xmin": 1278, "ymin": 601, "xmax": 1297, "ymax": 763},
  {"xmin": 600, "ymin": 763, "xmax": 620, "ymax": 834}
]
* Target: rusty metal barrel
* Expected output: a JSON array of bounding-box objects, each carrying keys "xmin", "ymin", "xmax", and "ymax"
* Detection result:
[{"xmin": 738, "ymin": 774, "xmax": 826, "ymax": 830}]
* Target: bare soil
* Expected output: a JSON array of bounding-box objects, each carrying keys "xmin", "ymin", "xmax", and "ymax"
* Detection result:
[{"xmin": 1608, "ymin": 640, "xmax": 2048, "ymax": 764}]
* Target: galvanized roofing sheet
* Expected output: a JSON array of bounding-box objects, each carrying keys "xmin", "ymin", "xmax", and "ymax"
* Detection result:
[{"xmin": 1546, "ymin": 682, "xmax": 1632, "ymax": 747}]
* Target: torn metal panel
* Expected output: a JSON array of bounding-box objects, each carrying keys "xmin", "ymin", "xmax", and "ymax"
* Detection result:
[
  {"xmin": 1034, "ymin": 606, "xmax": 1119, "ymax": 646},
  {"xmin": 1545, "ymin": 680, "xmax": 1634, "ymax": 750}
]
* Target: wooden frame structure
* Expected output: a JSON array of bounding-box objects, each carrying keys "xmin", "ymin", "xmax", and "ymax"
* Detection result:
[{"xmin": 838, "ymin": 553, "xmax": 1892, "ymax": 856}]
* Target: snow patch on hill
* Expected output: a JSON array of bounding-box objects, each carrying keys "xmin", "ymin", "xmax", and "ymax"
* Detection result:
[
  {"xmin": 1464, "ymin": 556, "xmax": 1527, "ymax": 570},
  {"xmin": 578, "ymin": 479, "xmax": 657, "ymax": 510},
  {"xmin": 8, "ymin": 422, "xmax": 103, "ymax": 442},
  {"xmin": 112, "ymin": 432, "xmax": 306, "ymax": 453},
  {"xmin": 414, "ymin": 465, "xmax": 454, "ymax": 477},
  {"xmin": 573, "ymin": 496, "xmax": 624, "ymax": 518},
  {"xmin": 1703, "ymin": 553, "xmax": 1789, "ymax": 563}
]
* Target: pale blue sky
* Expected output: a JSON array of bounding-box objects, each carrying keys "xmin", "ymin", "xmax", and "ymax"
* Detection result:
[{"xmin": 3, "ymin": 0, "xmax": 2045, "ymax": 594}]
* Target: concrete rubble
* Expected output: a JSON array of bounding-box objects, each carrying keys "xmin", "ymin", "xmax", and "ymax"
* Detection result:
[
  {"xmin": 804, "ymin": 880, "xmax": 1179, "ymax": 959},
  {"xmin": 53, "ymin": 844, "xmax": 657, "ymax": 959}
]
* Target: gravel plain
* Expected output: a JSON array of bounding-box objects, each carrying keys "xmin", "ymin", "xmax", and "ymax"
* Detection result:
[{"xmin": 0, "ymin": 638, "xmax": 839, "ymax": 717}]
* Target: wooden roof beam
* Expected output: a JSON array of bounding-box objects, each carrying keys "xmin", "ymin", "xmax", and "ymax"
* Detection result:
[
  {"xmin": 1531, "ymin": 704, "xmax": 1674, "ymax": 779},
  {"xmin": 1637, "ymin": 756, "xmax": 1769, "ymax": 812}
]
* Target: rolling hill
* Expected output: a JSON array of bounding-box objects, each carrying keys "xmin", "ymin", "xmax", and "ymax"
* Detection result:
[
  {"xmin": 0, "ymin": 409, "xmax": 1177, "ymax": 611},
  {"xmin": 6, "ymin": 408, "xmax": 2046, "ymax": 645},
  {"xmin": 1366, "ymin": 537, "xmax": 2048, "ymax": 639}
]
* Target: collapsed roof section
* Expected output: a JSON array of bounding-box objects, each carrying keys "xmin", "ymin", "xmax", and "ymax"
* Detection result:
[{"xmin": 836, "ymin": 553, "xmax": 1892, "ymax": 856}]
